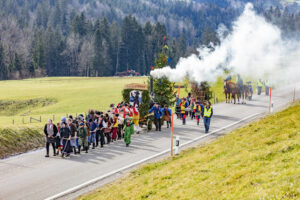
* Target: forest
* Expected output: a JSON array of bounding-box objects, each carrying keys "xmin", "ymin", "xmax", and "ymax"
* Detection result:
[{"xmin": 0, "ymin": 0, "xmax": 299, "ymax": 80}]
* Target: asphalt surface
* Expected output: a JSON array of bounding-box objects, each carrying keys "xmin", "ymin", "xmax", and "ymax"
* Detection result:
[{"xmin": 0, "ymin": 83, "xmax": 299, "ymax": 200}]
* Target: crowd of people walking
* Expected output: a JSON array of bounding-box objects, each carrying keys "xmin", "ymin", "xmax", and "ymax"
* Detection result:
[
  {"xmin": 44, "ymin": 103, "xmax": 141, "ymax": 158},
  {"xmin": 44, "ymin": 97, "xmax": 214, "ymax": 158}
]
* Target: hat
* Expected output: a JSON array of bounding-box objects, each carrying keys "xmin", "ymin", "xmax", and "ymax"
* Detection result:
[
  {"xmin": 80, "ymin": 123, "xmax": 84, "ymax": 126},
  {"xmin": 61, "ymin": 117, "xmax": 66, "ymax": 122}
]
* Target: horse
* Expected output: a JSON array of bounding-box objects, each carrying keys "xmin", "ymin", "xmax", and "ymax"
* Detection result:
[
  {"xmin": 238, "ymin": 84, "xmax": 250, "ymax": 104},
  {"xmin": 224, "ymin": 81, "xmax": 239, "ymax": 104},
  {"xmin": 224, "ymin": 81, "xmax": 231, "ymax": 103}
]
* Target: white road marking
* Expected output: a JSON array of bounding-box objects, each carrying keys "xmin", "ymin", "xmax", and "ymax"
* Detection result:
[{"xmin": 45, "ymin": 112, "xmax": 260, "ymax": 200}]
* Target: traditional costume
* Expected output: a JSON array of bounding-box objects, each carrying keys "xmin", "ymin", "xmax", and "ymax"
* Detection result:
[
  {"xmin": 133, "ymin": 106, "xmax": 140, "ymax": 134},
  {"xmin": 112, "ymin": 116, "xmax": 118, "ymax": 141},
  {"xmin": 60, "ymin": 126, "xmax": 72, "ymax": 157},
  {"xmin": 77, "ymin": 124, "xmax": 88, "ymax": 153},
  {"xmin": 123, "ymin": 116, "xmax": 133, "ymax": 147}
]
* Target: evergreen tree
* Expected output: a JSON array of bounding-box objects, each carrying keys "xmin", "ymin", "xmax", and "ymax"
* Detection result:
[
  {"xmin": 32, "ymin": 30, "xmax": 46, "ymax": 70},
  {"xmin": 92, "ymin": 29, "xmax": 103, "ymax": 76},
  {"xmin": 152, "ymin": 52, "xmax": 175, "ymax": 107},
  {"xmin": 100, "ymin": 17, "xmax": 113, "ymax": 76},
  {"xmin": 0, "ymin": 43, "xmax": 7, "ymax": 80},
  {"xmin": 14, "ymin": 53, "xmax": 22, "ymax": 71}
]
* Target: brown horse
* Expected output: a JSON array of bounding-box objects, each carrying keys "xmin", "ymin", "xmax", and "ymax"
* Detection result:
[
  {"xmin": 224, "ymin": 81, "xmax": 231, "ymax": 103},
  {"xmin": 224, "ymin": 81, "xmax": 240, "ymax": 104}
]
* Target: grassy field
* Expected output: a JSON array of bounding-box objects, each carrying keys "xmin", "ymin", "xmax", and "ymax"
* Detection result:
[
  {"xmin": 0, "ymin": 76, "xmax": 225, "ymax": 158},
  {"xmin": 0, "ymin": 76, "xmax": 225, "ymax": 128},
  {"xmin": 79, "ymin": 101, "xmax": 300, "ymax": 200},
  {"xmin": 0, "ymin": 77, "xmax": 147, "ymax": 127}
]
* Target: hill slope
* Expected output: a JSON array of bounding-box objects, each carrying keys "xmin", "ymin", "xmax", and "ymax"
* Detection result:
[{"xmin": 80, "ymin": 101, "xmax": 300, "ymax": 200}]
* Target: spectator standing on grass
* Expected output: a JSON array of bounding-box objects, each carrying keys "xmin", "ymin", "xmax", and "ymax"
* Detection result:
[
  {"xmin": 44, "ymin": 119, "xmax": 58, "ymax": 157},
  {"xmin": 148, "ymin": 103, "xmax": 163, "ymax": 131},
  {"xmin": 203, "ymin": 101, "xmax": 213, "ymax": 133}
]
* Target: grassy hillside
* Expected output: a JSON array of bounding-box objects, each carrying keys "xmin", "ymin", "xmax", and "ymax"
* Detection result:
[
  {"xmin": 80, "ymin": 101, "xmax": 300, "ymax": 200},
  {"xmin": 0, "ymin": 128, "xmax": 44, "ymax": 159}
]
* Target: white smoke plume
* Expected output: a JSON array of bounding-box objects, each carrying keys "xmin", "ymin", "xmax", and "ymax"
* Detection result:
[{"xmin": 150, "ymin": 3, "xmax": 300, "ymax": 85}]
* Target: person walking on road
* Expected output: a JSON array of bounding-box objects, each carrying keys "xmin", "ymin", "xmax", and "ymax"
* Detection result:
[
  {"xmin": 257, "ymin": 79, "xmax": 263, "ymax": 95},
  {"xmin": 98, "ymin": 115, "xmax": 106, "ymax": 147},
  {"xmin": 112, "ymin": 114, "xmax": 118, "ymax": 141},
  {"xmin": 162, "ymin": 105, "xmax": 172, "ymax": 128},
  {"xmin": 60, "ymin": 122, "xmax": 72, "ymax": 157},
  {"xmin": 203, "ymin": 101, "xmax": 213, "ymax": 133},
  {"xmin": 123, "ymin": 114, "xmax": 133, "ymax": 147},
  {"xmin": 265, "ymin": 80, "xmax": 270, "ymax": 96},
  {"xmin": 180, "ymin": 98, "xmax": 189, "ymax": 125},
  {"xmin": 88, "ymin": 119, "xmax": 98, "ymax": 149},
  {"xmin": 68, "ymin": 118, "xmax": 77, "ymax": 154},
  {"xmin": 44, "ymin": 119, "xmax": 58, "ymax": 157},
  {"xmin": 194, "ymin": 101, "xmax": 203, "ymax": 126},
  {"xmin": 148, "ymin": 103, "xmax": 163, "ymax": 131},
  {"xmin": 77, "ymin": 123, "xmax": 88, "ymax": 154}
]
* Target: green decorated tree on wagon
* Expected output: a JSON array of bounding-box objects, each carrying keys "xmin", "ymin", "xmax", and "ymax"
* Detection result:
[{"xmin": 151, "ymin": 47, "xmax": 175, "ymax": 107}]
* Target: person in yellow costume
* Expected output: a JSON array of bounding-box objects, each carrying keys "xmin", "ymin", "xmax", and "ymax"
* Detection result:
[{"xmin": 133, "ymin": 105, "xmax": 140, "ymax": 134}]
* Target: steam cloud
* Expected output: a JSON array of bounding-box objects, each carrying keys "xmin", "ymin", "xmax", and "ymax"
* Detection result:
[{"xmin": 150, "ymin": 3, "xmax": 300, "ymax": 85}]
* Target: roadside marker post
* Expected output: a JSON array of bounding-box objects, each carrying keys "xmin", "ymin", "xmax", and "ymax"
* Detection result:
[
  {"xmin": 293, "ymin": 82, "xmax": 296, "ymax": 102},
  {"xmin": 171, "ymin": 114, "xmax": 174, "ymax": 157},
  {"xmin": 269, "ymin": 87, "xmax": 273, "ymax": 113},
  {"xmin": 175, "ymin": 136, "xmax": 180, "ymax": 155}
]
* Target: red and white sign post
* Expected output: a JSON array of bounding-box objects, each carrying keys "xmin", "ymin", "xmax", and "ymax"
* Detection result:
[{"xmin": 269, "ymin": 87, "xmax": 273, "ymax": 113}]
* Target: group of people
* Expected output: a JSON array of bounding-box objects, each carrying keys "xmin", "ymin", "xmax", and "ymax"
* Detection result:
[
  {"xmin": 175, "ymin": 94, "xmax": 213, "ymax": 133},
  {"xmin": 257, "ymin": 78, "xmax": 270, "ymax": 96},
  {"xmin": 44, "ymin": 96, "xmax": 214, "ymax": 158},
  {"xmin": 44, "ymin": 103, "xmax": 141, "ymax": 158}
]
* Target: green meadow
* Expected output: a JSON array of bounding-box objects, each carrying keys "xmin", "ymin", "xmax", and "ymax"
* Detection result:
[
  {"xmin": 0, "ymin": 76, "xmax": 226, "ymax": 128},
  {"xmin": 80, "ymin": 101, "xmax": 300, "ymax": 200},
  {"xmin": 0, "ymin": 77, "xmax": 147, "ymax": 127},
  {"xmin": 0, "ymin": 76, "xmax": 226, "ymax": 158}
]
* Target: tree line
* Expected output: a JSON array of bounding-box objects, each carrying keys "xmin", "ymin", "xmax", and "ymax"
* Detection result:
[{"xmin": 0, "ymin": 0, "xmax": 299, "ymax": 80}]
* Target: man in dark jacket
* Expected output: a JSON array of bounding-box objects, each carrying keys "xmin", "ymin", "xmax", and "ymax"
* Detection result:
[
  {"xmin": 44, "ymin": 119, "xmax": 58, "ymax": 157},
  {"xmin": 149, "ymin": 103, "xmax": 163, "ymax": 131},
  {"xmin": 68, "ymin": 118, "xmax": 77, "ymax": 154}
]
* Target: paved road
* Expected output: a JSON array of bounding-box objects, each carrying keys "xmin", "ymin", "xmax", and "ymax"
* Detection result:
[{"xmin": 0, "ymin": 83, "xmax": 299, "ymax": 200}]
